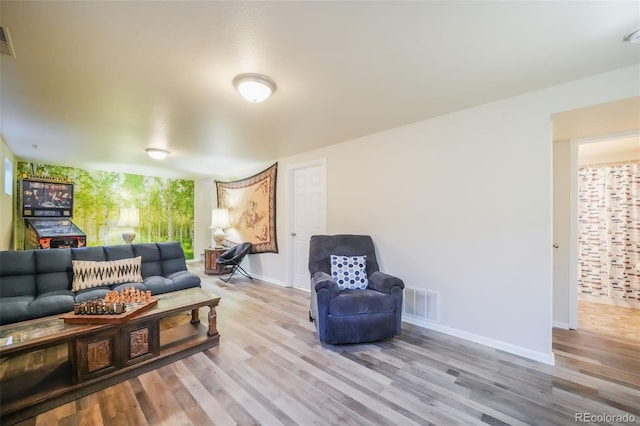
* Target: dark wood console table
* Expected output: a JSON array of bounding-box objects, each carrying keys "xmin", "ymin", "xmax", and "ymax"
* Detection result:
[
  {"xmin": 204, "ymin": 247, "xmax": 227, "ymax": 275},
  {"xmin": 0, "ymin": 287, "xmax": 220, "ymax": 425}
]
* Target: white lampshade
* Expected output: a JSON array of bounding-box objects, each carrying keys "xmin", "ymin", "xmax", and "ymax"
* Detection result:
[
  {"xmin": 209, "ymin": 208, "xmax": 230, "ymax": 229},
  {"xmin": 209, "ymin": 208, "xmax": 230, "ymax": 248},
  {"xmin": 233, "ymin": 74, "xmax": 276, "ymax": 103},
  {"xmin": 117, "ymin": 207, "xmax": 140, "ymax": 227}
]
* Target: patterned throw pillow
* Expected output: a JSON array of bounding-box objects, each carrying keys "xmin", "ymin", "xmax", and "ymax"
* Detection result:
[
  {"xmin": 72, "ymin": 256, "xmax": 143, "ymax": 291},
  {"xmin": 330, "ymin": 255, "xmax": 368, "ymax": 290}
]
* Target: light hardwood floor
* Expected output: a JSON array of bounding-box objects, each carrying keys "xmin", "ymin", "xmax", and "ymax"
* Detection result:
[
  {"xmin": 17, "ymin": 264, "xmax": 640, "ymax": 425},
  {"xmin": 578, "ymin": 299, "xmax": 640, "ymax": 340}
]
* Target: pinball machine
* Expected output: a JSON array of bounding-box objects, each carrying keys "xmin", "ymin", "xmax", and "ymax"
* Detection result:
[{"xmin": 20, "ymin": 176, "xmax": 86, "ymax": 249}]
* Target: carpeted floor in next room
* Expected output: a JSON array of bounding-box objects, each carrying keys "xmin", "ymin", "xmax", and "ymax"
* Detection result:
[{"xmin": 24, "ymin": 262, "xmax": 640, "ymax": 426}]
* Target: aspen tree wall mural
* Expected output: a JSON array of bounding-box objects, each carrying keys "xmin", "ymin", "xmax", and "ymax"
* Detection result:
[{"xmin": 15, "ymin": 162, "xmax": 195, "ymax": 259}]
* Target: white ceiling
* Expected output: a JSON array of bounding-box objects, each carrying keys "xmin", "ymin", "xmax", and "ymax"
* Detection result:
[
  {"xmin": 1, "ymin": 1, "xmax": 639, "ymax": 179},
  {"xmin": 578, "ymin": 135, "xmax": 640, "ymax": 165}
]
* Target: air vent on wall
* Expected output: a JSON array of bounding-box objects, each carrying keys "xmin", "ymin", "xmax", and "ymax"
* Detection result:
[
  {"xmin": 0, "ymin": 26, "xmax": 16, "ymax": 57},
  {"xmin": 403, "ymin": 287, "xmax": 438, "ymax": 322}
]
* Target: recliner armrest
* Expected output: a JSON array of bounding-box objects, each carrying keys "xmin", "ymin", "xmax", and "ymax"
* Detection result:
[
  {"xmin": 311, "ymin": 271, "xmax": 340, "ymax": 298},
  {"xmin": 368, "ymin": 271, "xmax": 405, "ymax": 294}
]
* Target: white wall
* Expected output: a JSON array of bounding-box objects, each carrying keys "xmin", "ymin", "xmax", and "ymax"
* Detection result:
[
  {"xmin": 0, "ymin": 136, "xmax": 16, "ymax": 250},
  {"xmin": 196, "ymin": 64, "xmax": 640, "ymax": 363},
  {"xmin": 193, "ymin": 177, "xmax": 215, "ymax": 262}
]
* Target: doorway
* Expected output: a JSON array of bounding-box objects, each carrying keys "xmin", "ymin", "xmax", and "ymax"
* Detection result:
[
  {"xmin": 573, "ymin": 136, "xmax": 640, "ymax": 338},
  {"xmin": 287, "ymin": 160, "xmax": 327, "ymax": 291}
]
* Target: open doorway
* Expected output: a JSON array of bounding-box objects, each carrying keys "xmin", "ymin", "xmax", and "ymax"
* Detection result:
[
  {"xmin": 552, "ymin": 96, "xmax": 640, "ymax": 342},
  {"xmin": 574, "ymin": 136, "xmax": 640, "ymax": 339}
]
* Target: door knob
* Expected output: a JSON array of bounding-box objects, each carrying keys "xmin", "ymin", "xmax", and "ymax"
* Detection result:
[
  {"xmin": 553, "ymin": 244, "xmax": 559, "ymax": 248},
  {"xmin": 291, "ymin": 232, "xmax": 296, "ymax": 237}
]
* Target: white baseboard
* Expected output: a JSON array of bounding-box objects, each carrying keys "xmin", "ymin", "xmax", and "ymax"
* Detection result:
[
  {"xmin": 248, "ymin": 274, "xmax": 312, "ymax": 293},
  {"xmin": 249, "ymin": 273, "xmax": 288, "ymax": 288},
  {"xmin": 552, "ymin": 321, "xmax": 569, "ymax": 329},
  {"xmin": 402, "ymin": 316, "xmax": 555, "ymax": 366}
]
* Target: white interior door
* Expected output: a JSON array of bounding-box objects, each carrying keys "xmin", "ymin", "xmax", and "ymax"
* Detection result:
[{"xmin": 289, "ymin": 161, "xmax": 326, "ymax": 290}]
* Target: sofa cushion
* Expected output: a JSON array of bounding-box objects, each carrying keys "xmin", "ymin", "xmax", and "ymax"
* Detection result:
[
  {"xmin": 329, "ymin": 289, "xmax": 395, "ymax": 316},
  {"xmin": 72, "ymin": 246, "xmax": 107, "ymax": 261},
  {"xmin": 133, "ymin": 243, "xmax": 162, "ymax": 278},
  {"xmin": 35, "ymin": 249, "xmax": 73, "ymax": 294},
  {"xmin": 0, "ymin": 250, "xmax": 37, "ymax": 297},
  {"xmin": 325, "ymin": 311, "xmax": 396, "ymax": 344},
  {"xmin": 162, "ymin": 257, "xmax": 188, "ymax": 277},
  {"xmin": 158, "ymin": 242, "xmax": 188, "ymax": 276},
  {"xmin": 105, "ymin": 245, "xmax": 135, "ymax": 261},
  {"xmin": 167, "ymin": 271, "xmax": 202, "ymax": 292},
  {"xmin": 309, "ymin": 235, "xmax": 380, "ymax": 278},
  {"xmin": 0, "ymin": 296, "xmax": 34, "ymax": 324},
  {"xmin": 72, "ymin": 257, "xmax": 143, "ymax": 291},
  {"xmin": 330, "ymin": 255, "xmax": 369, "ymax": 290},
  {"xmin": 143, "ymin": 276, "xmax": 174, "ymax": 295},
  {"xmin": 29, "ymin": 290, "xmax": 75, "ymax": 318}
]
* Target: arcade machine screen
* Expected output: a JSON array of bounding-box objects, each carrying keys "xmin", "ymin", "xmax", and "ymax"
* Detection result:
[
  {"xmin": 21, "ymin": 179, "xmax": 74, "ymax": 217},
  {"xmin": 21, "ymin": 179, "xmax": 86, "ymax": 249}
]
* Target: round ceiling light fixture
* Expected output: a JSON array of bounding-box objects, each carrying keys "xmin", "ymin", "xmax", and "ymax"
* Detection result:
[
  {"xmin": 233, "ymin": 73, "xmax": 276, "ymax": 103},
  {"xmin": 145, "ymin": 148, "xmax": 170, "ymax": 160}
]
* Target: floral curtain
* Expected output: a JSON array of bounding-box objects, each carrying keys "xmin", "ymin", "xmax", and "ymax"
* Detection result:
[{"xmin": 577, "ymin": 163, "xmax": 640, "ymax": 301}]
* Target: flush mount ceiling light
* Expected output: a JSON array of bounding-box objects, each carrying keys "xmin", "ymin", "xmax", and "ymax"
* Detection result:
[
  {"xmin": 233, "ymin": 73, "xmax": 276, "ymax": 102},
  {"xmin": 625, "ymin": 29, "xmax": 640, "ymax": 43},
  {"xmin": 145, "ymin": 148, "xmax": 170, "ymax": 160}
]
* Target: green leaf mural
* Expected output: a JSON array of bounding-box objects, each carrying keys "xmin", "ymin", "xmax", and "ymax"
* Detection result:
[{"xmin": 15, "ymin": 162, "xmax": 195, "ymax": 259}]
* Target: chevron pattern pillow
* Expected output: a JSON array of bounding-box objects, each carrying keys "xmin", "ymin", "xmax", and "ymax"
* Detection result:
[{"xmin": 72, "ymin": 256, "xmax": 143, "ymax": 291}]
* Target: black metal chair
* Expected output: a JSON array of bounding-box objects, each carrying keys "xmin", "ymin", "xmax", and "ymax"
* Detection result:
[{"xmin": 216, "ymin": 242, "xmax": 253, "ymax": 282}]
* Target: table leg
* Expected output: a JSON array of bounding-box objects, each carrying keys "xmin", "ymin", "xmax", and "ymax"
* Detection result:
[
  {"xmin": 190, "ymin": 308, "xmax": 200, "ymax": 325},
  {"xmin": 207, "ymin": 305, "xmax": 218, "ymax": 337},
  {"xmin": 69, "ymin": 340, "xmax": 79, "ymax": 385}
]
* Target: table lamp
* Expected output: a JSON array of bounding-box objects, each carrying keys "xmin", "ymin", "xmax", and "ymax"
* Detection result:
[
  {"xmin": 209, "ymin": 208, "xmax": 230, "ymax": 248},
  {"xmin": 117, "ymin": 207, "xmax": 140, "ymax": 244}
]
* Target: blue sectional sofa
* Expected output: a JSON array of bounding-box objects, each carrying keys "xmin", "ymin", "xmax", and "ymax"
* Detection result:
[{"xmin": 0, "ymin": 242, "xmax": 200, "ymax": 325}]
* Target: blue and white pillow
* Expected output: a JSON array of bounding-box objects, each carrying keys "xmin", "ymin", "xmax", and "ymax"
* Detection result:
[{"xmin": 330, "ymin": 255, "xmax": 368, "ymax": 290}]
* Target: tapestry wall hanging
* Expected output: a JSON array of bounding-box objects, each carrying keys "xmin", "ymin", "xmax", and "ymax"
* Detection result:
[{"xmin": 216, "ymin": 163, "xmax": 278, "ymax": 253}]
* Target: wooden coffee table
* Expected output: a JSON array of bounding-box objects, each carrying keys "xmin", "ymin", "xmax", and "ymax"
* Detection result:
[{"xmin": 0, "ymin": 287, "xmax": 220, "ymax": 425}]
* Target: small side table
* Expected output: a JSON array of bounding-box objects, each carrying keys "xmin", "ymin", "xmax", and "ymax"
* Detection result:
[{"xmin": 204, "ymin": 247, "xmax": 226, "ymax": 275}]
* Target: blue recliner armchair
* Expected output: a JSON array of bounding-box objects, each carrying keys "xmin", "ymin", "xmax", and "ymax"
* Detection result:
[{"xmin": 308, "ymin": 234, "xmax": 405, "ymax": 344}]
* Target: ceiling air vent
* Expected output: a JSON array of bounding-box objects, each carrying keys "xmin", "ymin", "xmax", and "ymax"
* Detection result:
[{"xmin": 0, "ymin": 26, "xmax": 15, "ymax": 57}]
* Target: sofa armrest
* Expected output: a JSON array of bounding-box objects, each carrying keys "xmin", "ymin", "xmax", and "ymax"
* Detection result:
[
  {"xmin": 369, "ymin": 271, "xmax": 404, "ymax": 336},
  {"xmin": 310, "ymin": 271, "xmax": 339, "ymax": 341},
  {"xmin": 311, "ymin": 271, "xmax": 340, "ymax": 298},
  {"xmin": 368, "ymin": 271, "xmax": 404, "ymax": 294}
]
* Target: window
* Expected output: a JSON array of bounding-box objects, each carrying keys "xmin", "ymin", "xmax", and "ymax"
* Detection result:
[{"xmin": 4, "ymin": 157, "xmax": 12, "ymax": 195}]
